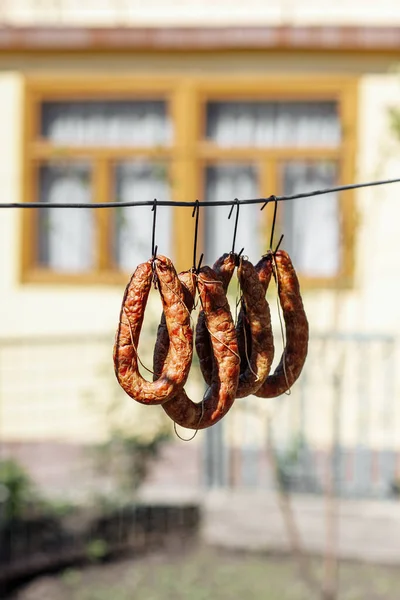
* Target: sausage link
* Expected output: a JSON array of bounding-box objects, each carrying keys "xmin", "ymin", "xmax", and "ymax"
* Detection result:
[
  {"xmin": 113, "ymin": 255, "xmax": 193, "ymax": 405},
  {"xmin": 235, "ymin": 258, "xmax": 274, "ymax": 398},
  {"xmin": 195, "ymin": 253, "xmax": 236, "ymax": 386},
  {"xmin": 153, "ymin": 270, "xmax": 196, "ymax": 378},
  {"xmin": 256, "ymin": 250, "xmax": 309, "ymax": 398},
  {"xmin": 236, "ymin": 255, "xmax": 273, "ymax": 374},
  {"xmin": 162, "ymin": 266, "xmax": 240, "ymax": 429}
]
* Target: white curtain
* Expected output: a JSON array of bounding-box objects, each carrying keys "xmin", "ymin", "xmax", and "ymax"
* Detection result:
[
  {"xmin": 206, "ymin": 101, "xmax": 340, "ymax": 148},
  {"xmin": 39, "ymin": 164, "xmax": 93, "ymax": 272},
  {"xmin": 205, "ymin": 165, "xmax": 260, "ymax": 264},
  {"xmin": 114, "ymin": 162, "xmax": 171, "ymax": 271},
  {"xmin": 42, "ymin": 100, "xmax": 172, "ymax": 147},
  {"xmin": 282, "ymin": 162, "xmax": 340, "ymax": 277}
]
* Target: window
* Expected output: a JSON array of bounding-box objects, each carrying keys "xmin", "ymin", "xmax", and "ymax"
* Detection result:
[
  {"xmin": 23, "ymin": 81, "xmax": 175, "ymax": 284},
  {"xmin": 23, "ymin": 77, "xmax": 356, "ymax": 286}
]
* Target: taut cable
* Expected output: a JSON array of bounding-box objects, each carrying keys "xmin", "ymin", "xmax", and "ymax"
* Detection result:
[{"xmin": 1, "ymin": 177, "xmax": 400, "ymax": 209}]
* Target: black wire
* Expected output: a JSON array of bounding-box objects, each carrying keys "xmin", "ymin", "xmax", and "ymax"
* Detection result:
[{"xmin": 1, "ymin": 177, "xmax": 400, "ymax": 209}]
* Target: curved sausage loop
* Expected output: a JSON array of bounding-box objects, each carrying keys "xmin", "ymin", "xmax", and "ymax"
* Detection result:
[
  {"xmin": 234, "ymin": 258, "xmax": 274, "ymax": 398},
  {"xmin": 163, "ymin": 266, "xmax": 240, "ymax": 430},
  {"xmin": 113, "ymin": 255, "xmax": 193, "ymax": 405},
  {"xmin": 153, "ymin": 270, "xmax": 197, "ymax": 376},
  {"xmin": 236, "ymin": 254, "xmax": 274, "ymax": 374},
  {"xmin": 256, "ymin": 250, "xmax": 309, "ymax": 399},
  {"xmin": 195, "ymin": 253, "xmax": 236, "ymax": 386}
]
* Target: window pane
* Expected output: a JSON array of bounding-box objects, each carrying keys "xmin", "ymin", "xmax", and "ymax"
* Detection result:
[
  {"xmin": 41, "ymin": 100, "xmax": 172, "ymax": 146},
  {"xmin": 206, "ymin": 101, "xmax": 340, "ymax": 147},
  {"xmin": 281, "ymin": 161, "xmax": 340, "ymax": 277},
  {"xmin": 204, "ymin": 164, "xmax": 260, "ymax": 264},
  {"xmin": 114, "ymin": 162, "xmax": 171, "ymax": 271},
  {"xmin": 38, "ymin": 163, "xmax": 94, "ymax": 272}
]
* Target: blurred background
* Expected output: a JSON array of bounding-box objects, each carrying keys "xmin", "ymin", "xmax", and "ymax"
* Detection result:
[{"xmin": 1, "ymin": 1, "xmax": 400, "ymax": 599}]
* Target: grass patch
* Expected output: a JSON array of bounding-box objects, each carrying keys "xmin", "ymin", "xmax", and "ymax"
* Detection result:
[{"xmin": 14, "ymin": 546, "xmax": 400, "ymax": 600}]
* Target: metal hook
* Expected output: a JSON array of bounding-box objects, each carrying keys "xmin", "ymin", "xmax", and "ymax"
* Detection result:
[
  {"xmin": 197, "ymin": 253, "xmax": 204, "ymax": 272},
  {"xmin": 228, "ymin": 198, "xmax": 240, "ymax": 255},
  {"xmin": 269, "ymin": 196, "xmax": 278, "ymax": 250},
  {"xmin": 151, "ymin": 198, "xmax": 157, "ymax": 260},
  {"xmin": 192, "ymin": 199, "xmax": 201, "ymax": 272},
  {"xmin": 274, "ymin": 234, "xmax": 284, "ymax": 254},
  {"xmin": 260, "ymin": 194, "xmax": 276, "ymax": 211},
  {"xmin": 260, "ymin": 195, "xmax": 282, "ymax": 254}
]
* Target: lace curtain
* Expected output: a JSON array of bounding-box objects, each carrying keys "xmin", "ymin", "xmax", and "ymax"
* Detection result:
[
  {"xmin": 39, "ymin": 101, "xmax": 172, "ymax": 272},
  {"xmin": 42, "ymin": 100, "xmax": 172, "ymax": 146},
  {"xmin": 282, "ymin": 162, "xmax": 340, "ymax": 277},
  {"xmin": 205, "ymin": 165, "xmax": 260, "ymax": 264},
  {"xmin": 39, "ymin": 164, "xmax": 94, "ymax": 272},
  {"xmin": 114, "ymin": 163, "xmax": 171, "ymax": 270},
  {"xmin": 206, "ymin": 101, "xmax": 340, "ymax": 148}
]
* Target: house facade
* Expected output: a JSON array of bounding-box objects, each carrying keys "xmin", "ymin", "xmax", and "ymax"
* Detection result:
[{"xmin": 1, "ymin": 1, "xmax": 400, "ymax": 499}]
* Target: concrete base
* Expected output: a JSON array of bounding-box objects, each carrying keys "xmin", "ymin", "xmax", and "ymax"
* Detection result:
[{"xmin": 202, "ymin": 489, "xmax": 400, "ymax": 565}]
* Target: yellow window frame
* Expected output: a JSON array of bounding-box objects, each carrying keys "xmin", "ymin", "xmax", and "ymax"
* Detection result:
[{"xmin": 22, "ymin": 74, "xmax": 357, "ymax": 287}]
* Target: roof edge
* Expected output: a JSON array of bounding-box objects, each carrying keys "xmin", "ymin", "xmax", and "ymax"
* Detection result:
[{"xmin": 2, "ymin": 25, "xmax": 400, "ymax": 52}]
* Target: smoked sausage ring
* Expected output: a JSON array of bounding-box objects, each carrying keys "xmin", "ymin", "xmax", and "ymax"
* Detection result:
[
  {"xmin": 153, "ymin": 269, "xmax": 197, "ymax": 377},
  {"xmin": 162, "ymin": 266, "xmax": 240, "ymax": 430},
  {"xmin": 234, "ymin": 258, "xmax": 274, "ymax": 398},
  {"xmin": 255, "ymin": 250, "xmax": 309, "ymax": 398},
  {"xmin": 197, "ymin": 254, "xmax": 274, "ymax": 398},
  {"xmin": 195, "ymin": 253, "xmax": 236, "ymax": 387},
  {"xmin": 236, "ymin": 255, "xmax": 274, "ymax": 375},
  {"xmin": 113, "ymin": 255, "xmax": 193, "ymax": 405}
]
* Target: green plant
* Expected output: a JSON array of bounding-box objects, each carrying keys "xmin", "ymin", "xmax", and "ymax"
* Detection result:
[
  {"xmin": 84, "ymin": 354, "xmax": 172, "ymax": 502},
  {"xmin": 0, "ymin": 459, "xmax": 37, "ymax": 521},
  {"xmin": 390, "ymin": 478, "xmax": 400, "ymax": 497},
  {"xmin": 41, "ymin": 497, "xmax": 77, "ymax": 518},
  {"xmin": 388, "ymin": 106, "xmax": 400, "ymax": 141},
  {"xmin": 274, "ymin": 434, "xmax": 305, "ymax": 492},
  {"xmin": 91, "ymin": 426, "xmax": 171, "ymax": 497},
  {"xmin": 85, "ymin": 538, "xmax": 109, "ymax": 562}
]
